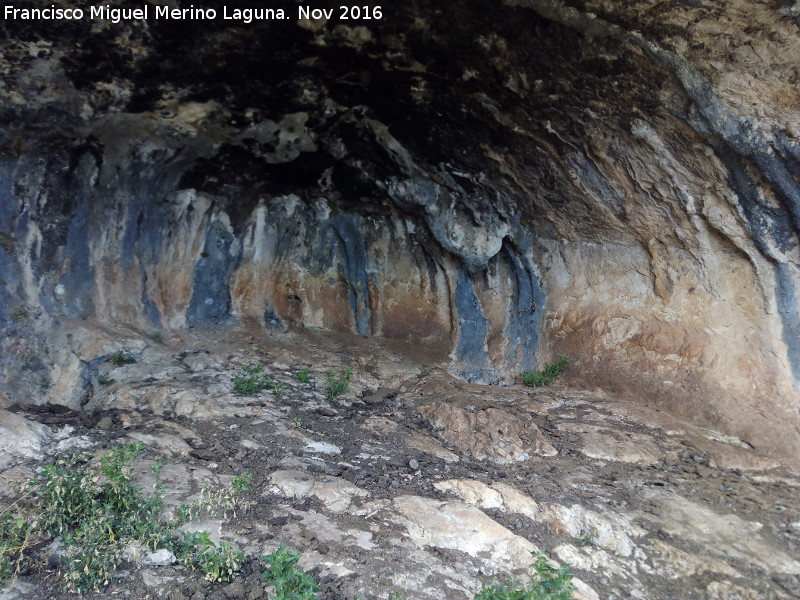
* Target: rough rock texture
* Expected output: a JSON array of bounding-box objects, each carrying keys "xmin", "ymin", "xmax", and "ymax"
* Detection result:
[
  {"xmin": 1, "ymin": 328, "xmax": 798, "ymax": 600},
  {"xmin": 0, "ymin": 0, "xmax": 798, "ymax": 462}
]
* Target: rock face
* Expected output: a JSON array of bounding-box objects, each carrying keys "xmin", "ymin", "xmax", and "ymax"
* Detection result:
[{"xmin": 0, "ymin": 0, "xmax": 798, "ymax": 459}]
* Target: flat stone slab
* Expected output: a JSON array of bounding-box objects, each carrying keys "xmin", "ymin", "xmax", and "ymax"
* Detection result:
[{"xmin": 267, "ymin": 469, "xmax": 370, "ymax": 514}]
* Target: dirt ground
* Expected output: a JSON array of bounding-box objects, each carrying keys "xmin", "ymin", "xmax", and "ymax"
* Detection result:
[{"xmin": 1, "ymin": 325, "xmax": 799, "ymax": 600}]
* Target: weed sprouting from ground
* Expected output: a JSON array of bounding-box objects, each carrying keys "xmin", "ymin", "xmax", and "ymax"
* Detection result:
[
  {"xmin": 474, "ymin": 551, "xmax": 575, "ymax": 600},
  {"xmin": 0, "ymin": 510, "xmax": 31, "ymax": 584},
  {"xmin": 230, "ymin": 473, "xmax": 253, "ymax": 495},
  {"xmin": 19, "ymin": 443, "xmax": 170, "ymax": 591},
  {"xmin": 257, "ymin": 546, "xmax": 572, "ymax": 600},
  {"xmin": 177, "ymin": 473, "xmax": 252, "ymax": 521},
  {"xmin": 0, "ymin": 443, "xmax": 248, "ymax": 592},
  {"xmin": 261, "ymin": 543, "xmax": 320, "ymax": 600},
  {"xmin": 324, "ymin": 369, "xmax": 352, "ymax": 400},
  {"xmin": 108, "ymin": 350, "xmax": 136, "ymax": 367},
  {"xmin": 232, "ymin": 364, "xmax": 286, "ymax": 397},
  {"xmin": 297, "ymin": 367, "xmax": 311, "ymax": 383},
  {"xmin": 176, "ymin": 532, "xmax": 245, "ymax": 583},
  {"xmin": 520, "ymin": 358, "xmax": 569, "ymax": 388}
]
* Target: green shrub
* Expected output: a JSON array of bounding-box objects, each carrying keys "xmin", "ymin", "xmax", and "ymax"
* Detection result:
[
  {"xmin": 297, "ymin": 367, "xmax": 311, "ymax": 383},
  {"xmin": 474, "ymin": 551, "xmax": 575, "ymax": 600},
  {"xmin": 177, "ymin": 531, "xmax": 245, "ymax": 583},
  {"xmin": 520, "ymin": 358, "xmax": 569, "ymax": 388},
  {"xmin": 0, "ymin": 510, "xmax": 30, "ymax": 584},
  {"xmin": 324, "ymin": 369, "xmax": 353, "ymax": 401},
  {"xmin": 233, "ymin": 364, "xmax": 285, "ymax": 397},
  {"xmin": 32, "ymin": 445, "xmax": 164, "ymax": 540},
  {"xmin": 261, "ymin": 543, "xmax": 319, "ymax": 600},
  {"xmin": 0, "ymin": 444, "xmax": 247, "ymax": 592},
  {"xmin": 61, "ymin": 524, "xmax": 123, "ymax": 592},
  {"xmin": 108, "ymin": 350, "xmax": 136, "ymax": 367},
  {"xmin": 24, "ymin": 443, "xmax": 170, "ymax": 591}
]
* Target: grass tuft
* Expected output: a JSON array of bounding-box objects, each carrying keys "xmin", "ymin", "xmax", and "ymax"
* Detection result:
[
  {"xmin": 232, "ymin": 364, "xmax": 285, "ymax": 397},
  {"xmin": 520, "ymin": 358, "xmax": 569, "ymax": 388},
  {"xmin": 297, "ymin": 367, "xmax": 311, "ymax": 383},
  {"xmin": 324, "ymin": 369, "xmax": 352, "ymax": 401}
]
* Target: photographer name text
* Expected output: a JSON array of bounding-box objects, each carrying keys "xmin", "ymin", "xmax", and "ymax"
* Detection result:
[{"xmin": 4, "ymin": 4, "xmax": 383, "ymax": 24}]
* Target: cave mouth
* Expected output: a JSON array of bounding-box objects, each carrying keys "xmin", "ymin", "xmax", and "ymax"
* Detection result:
[{"xmin": 1, "ymin": 0, "xmax": 799, "ymax": 463}]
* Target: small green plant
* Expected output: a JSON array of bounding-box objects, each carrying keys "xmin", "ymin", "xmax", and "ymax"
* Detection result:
[
  {"xmin": 177, "ymin": 531, "xmax": 244, "ymax": 583},
  {"xmin": 324, "ymin": 369, "xmax": 353, "ymax": 401},
  {"xmin": 108, "ymin": 350, "xmax": 136, "ymax": 367},
  {"xmin": 10, "ymin": 308, "xmax": 28, "ymax": 323},
  {"xmin": 474, "ymin": 551, "xmax": 575, "ymax": 600},
  {"xmin": 151, "ymin": 459, "xmax": 166, "ymax": 479},
  {"xmin": 61, "ymin": 524, "xmax": 123, "ymax": 592},
  {"xmin": 197, "ymin": 541, "xmax": 244, "ymax": 583},
  {"xmin": 292, "ymin": 418, "xmax": 303, "ymax": 429},
  {"xmin": 232, "ymin": 364, "xmax": 266, "ymax": 395},
  {"xmin": 271, "ymin": 379, "xmax": 286, "ymax": 397},
  {"xmin": 575, "ymin": 531, "xmax": 594, "ymax": 547},
  {"xmin": 150, "ymin": 331, "xmax": 163, "ymax": 343},
  {"xmin": 38, "ymin": 376, "xmax": 51, "ymax": 392},
  {"xmin": 232, "ymin": 364, "xmax": 285, "ymax": 397},
  {"xmin": 297, "ymin": 367, "xmax": 311, "ymax": 383},
  {"xmin": 520, "ymin": 358, "xmax": 569, "ymax": 388},
  {"xmin": 0, "ymin": 510, "xmax": 31, "ymax": 584},
  {"xmin": 230, "ymin": 473, "xmax": 253, "ymax": 495},
  {"xmin": 177, "ymin": 473, "xmax": 252, "ymax": 521},
  {"xmin": 261, "ymin": 544, "xmax": 319, "ymax": 600},
  {"xmin": 98, "ymin": 374, "xmax": 116, "ymax": 386}
]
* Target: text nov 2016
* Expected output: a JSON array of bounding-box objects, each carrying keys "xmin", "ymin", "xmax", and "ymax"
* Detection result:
[{"xmin": 4, "ymin": 5, "xmax": 384, "ymax": 22}]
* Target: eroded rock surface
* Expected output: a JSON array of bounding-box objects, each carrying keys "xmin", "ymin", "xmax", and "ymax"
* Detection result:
[
  {"xmin": 0, "ymin": 328, "xmax": 797, "ymax": 600},
  {"xmin": 0, "ymin": 0, "xmax": 799, "ymax": 460}
]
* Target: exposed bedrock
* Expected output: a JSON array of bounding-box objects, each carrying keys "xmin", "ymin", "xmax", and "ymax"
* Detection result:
[{"xmin": 1, "ymin": 0, "xmax": 799, "ymax": 459}]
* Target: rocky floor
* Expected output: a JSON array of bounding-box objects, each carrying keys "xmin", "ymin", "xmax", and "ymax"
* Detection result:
[{"xmin": 1, "ymin": 325, "xmax": 799, "ymax": 600}]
